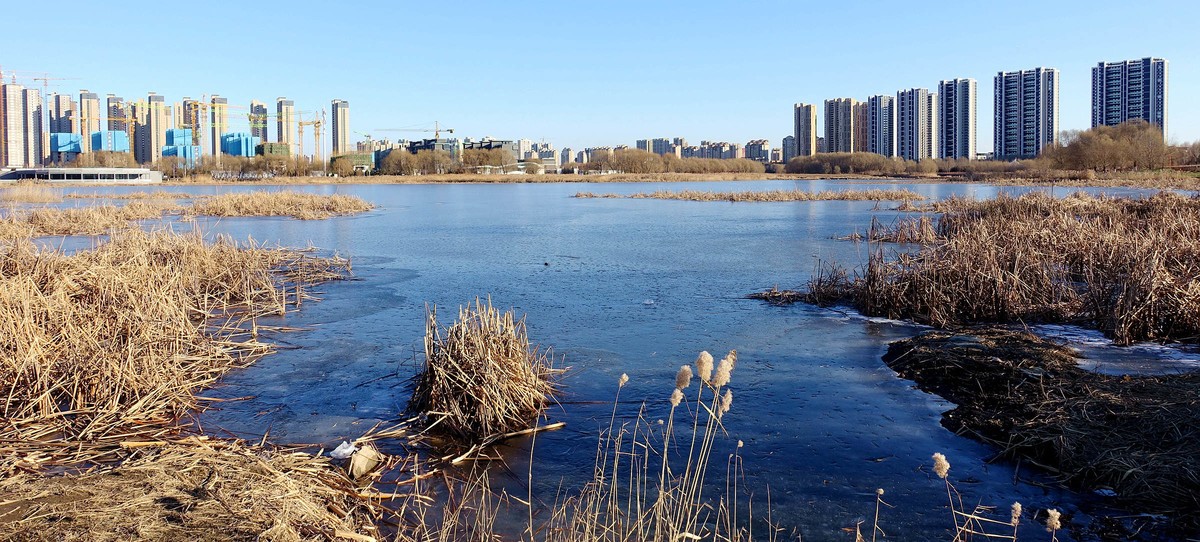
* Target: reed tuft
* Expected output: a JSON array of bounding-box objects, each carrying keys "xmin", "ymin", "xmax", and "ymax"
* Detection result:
[{"xmin": 409, "ymin": 298, "xmax": 560, "ymax": 443}]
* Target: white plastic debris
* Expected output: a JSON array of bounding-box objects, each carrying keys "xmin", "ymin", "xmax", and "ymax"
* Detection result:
[{"xmin": 329, "ymin": 440, "xmax": 358, "ymax": 460}]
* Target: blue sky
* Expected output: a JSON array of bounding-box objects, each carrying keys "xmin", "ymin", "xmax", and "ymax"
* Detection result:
[{"xmin": 2, "ymin": 0, "xmax": 1196, "ymax": 154}]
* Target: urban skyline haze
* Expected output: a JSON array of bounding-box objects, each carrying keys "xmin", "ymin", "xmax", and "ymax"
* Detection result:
[{"xmin": 1, "ymin": 0, "xmax": 1196, "ymax": 154}]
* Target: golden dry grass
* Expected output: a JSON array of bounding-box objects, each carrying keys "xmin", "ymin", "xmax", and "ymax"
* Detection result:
[
  {"xmin": 574, "ymin": 188, "xmax": 925, "ymax": 202},
  {"xmin": 409, "ymin": 299, "xmax": 560, "ymax": 444},
  {"xmin": 0, "ymin": 437, "xmax": 385, "ymax": 542},
  {"xmin": 188, "ymin": 191, "xmax": 375, "ymax": 220},
  {"xmin": 804, "ymin": 191, "xmax": 1200, "ymax": 344},
  {"xmin": 0, "ymin": 184, "xmax": 62, "ymax": 203},
  {"xmin": 0, "ymin": 229, "xmax": 350, "ymax": 451},
  {"xmin": 65, "ymin": 190, "xmax": 195, "ymax": 200}
]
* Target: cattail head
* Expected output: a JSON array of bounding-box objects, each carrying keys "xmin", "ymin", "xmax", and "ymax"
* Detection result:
[
  {"xmin": 1010, "ymin": 502, "xmax": 1022, "ymax": 526},
  {"xmin": 1045, "ymin": 509, "xmax": 1061, "ymax": 532},
  {"xmin": 712, "ymin": 355, "xmax": 734, "ymax": 388},
  {"xmin": 737, "ymin": 440, "xmax": 744, "ymax": 448},
  {"xmin": 676, "ymin": 365, "xmax": 693, "ymax": 390},
  {"xmin": 618, "ymin": 373, "xmax": 629, "ymax": 387},
  {"xmin": 696, "ymin": 351, "xmax": 714, "ymax": 383},
  {"xmin": 670, "ymin": 388, "xmax": 683, "ymax": 407},
  {"xmin": 725, "ymin": 350, "xmax": 738, "ymax": 369},
  {"xmin": 719, "ymin": 389, "xmax": 733, "ymax": 416},
  {"xmin": 876, "ymin": 488, "xmax": 885, "ymax": 497},
  {"xmin": 932, "ymin": 453, "xmax": 950, "ymax": 479}
]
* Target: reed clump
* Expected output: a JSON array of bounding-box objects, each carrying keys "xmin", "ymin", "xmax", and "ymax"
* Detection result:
[
  {"xmin": 0, "ymin": 183, "xmax": 62, "ymax": 203},
  {"xmin": 189, "ymin": 191, "xmax": 375, "ymax": 219},
  {"xmin": 574, "ymin": 188, "xmax": 926, "ymax": 202},
  {"xmin": 409, "ymin": 299, "xmax": 560, "ymax": 443},
  {"xmin": 798, "ymin": 191, "xmax": 1200, "ymax": 344},
  {"xmin": 0, "ymin": 228, "xmax": 351, "ymax": 453},
  {"xmin": 0, "ymin": 436, "xmax": 384, "ymax": 541}
]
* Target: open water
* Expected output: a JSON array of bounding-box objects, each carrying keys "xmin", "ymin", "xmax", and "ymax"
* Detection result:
[{"xmin": 52, "ymin": 179, "xmax": 1198, "ymax": 540}]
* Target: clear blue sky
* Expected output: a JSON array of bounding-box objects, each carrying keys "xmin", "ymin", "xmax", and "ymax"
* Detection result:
[{"xmin": 3, "ymin": 0, "xmax": 1196, "ymax": 154}]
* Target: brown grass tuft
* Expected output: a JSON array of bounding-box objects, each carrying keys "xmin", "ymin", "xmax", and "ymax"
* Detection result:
[
  {"xmin": 409, "ymin": 299, "xmax": 560, "ymax": 443},
  {"xmin": 0, "ymin": 184, "xmax": 62, "ymax": 203},
  {"xmin": 189, "ymin": 191, "xmax": 375, "ymax": 220},
  {"xmin": 800, "ymin": 191, "xmax": 1200, "ymax": 344},
  {"xmin": 0, "ymin": 228, "xmax": 351, "ymax": 451}
]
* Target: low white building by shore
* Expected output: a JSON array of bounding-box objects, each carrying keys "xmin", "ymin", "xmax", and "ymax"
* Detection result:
[{"xmin": 0, "ymin": 167, "xmax": 163, "ymax": 184}]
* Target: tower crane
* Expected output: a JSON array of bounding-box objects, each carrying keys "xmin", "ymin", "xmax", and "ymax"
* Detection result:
[
  {"xmin": 298, "ymin": 110, "xmax": 326, "ymax": 169},
  {"xmin": 375, "ymin": 121, "xmax": 454, "ymax": 139}
]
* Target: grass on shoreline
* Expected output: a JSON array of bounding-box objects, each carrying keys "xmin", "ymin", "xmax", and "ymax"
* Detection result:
[
  {"xmin": 574, "ymin": 188, "xmax": 926, "ymax": 202},
  {"xmin": 792, "ymin": 191, "xmax": 1200, "ymax": 345}
]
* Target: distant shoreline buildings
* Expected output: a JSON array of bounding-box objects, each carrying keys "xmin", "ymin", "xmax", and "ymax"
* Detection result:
[{"xmin": 0, "ymin": 56, "xmax": 1174, "ymax": 170}]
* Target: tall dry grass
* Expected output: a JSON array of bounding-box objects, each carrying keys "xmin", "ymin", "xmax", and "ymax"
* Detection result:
[
  {"xmin": 810, "ymin": 192, "xmax": 1200, "ymax": 344},
  {"xmin": 0, "ymin": 184, "xmax": 62, "ymax": 203},
  {"xmin": 409, "ymin": 299, "xmax": 560, "ymax": 444},
  {"xmin": 189, "ymin": 191, "xmax": 375, "ymax": 219},
  {"xmin": 575, "ymin": 188, "xmax": 925, "ymax": 202},
  {"xmin": 0, "ymin": 228, "xmax": 351, "ymax": 451}
]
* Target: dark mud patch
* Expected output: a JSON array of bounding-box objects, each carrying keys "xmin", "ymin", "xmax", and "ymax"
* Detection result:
[{"xmin": 882, "ymin": 327, "xmax": 1200, "ymax": 536}]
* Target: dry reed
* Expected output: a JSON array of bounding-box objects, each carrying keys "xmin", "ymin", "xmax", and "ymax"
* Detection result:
[
  {"xmin": 574, "ymin": 188, "xmax": 925, "ymax": 202},
  {"xmin": 0, "ymin": 436, "xmax": 386, "ymax": 541},
  {"xmin": 409, "ymin": 299, "xmax": 560, "ymax": 444},
  {"xmin": 188, "ymin": 191, "xmax": 375, "ymax": 220},
  {"xmin": 886, "ymin": 329, "xmax": 1200, "ymax": 529},
  {"xmin": 0, "ymin": 228, "xmax": 351, "ymax": 455},
  {"xmin": 0, "ymin": 184, "xmax": 62, "ymax": 203},
  {"xmin": 797, "ymin": 191, "xmax": 1200, "ymax": 344}
]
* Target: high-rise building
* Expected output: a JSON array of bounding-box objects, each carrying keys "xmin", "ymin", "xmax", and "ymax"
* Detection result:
[
  {"xmin": 994, "ymin": 67, "xmax": 1059, "ymax": 160},
  {"xmin": 793, "ymin": 103, "xmax": 817, "ymax": 157},
  {"xmin": 824, "ymin": 98, "xmax": 858, "ymax": 153},
  {"xmin": 1, "ymin": 84, "xmax": 26, "ymax": 166},
  {"xmin": 23, "ymin": 88, "xmax": 43, "ymax": 166},
  {"xmin": 896, "ymin": 88, "xmax": 937, "ymax": 162},
  {"xmin": 852, "ymin": 102, "xmax": 869, "ymax": 153},
  {"xmin": 180, "ymin": 97, "xmax": 204, "ymax": 149},
  {"xmin": 78, "ymin": 91, "xmax": 101, "ymax": 153},
  {"xmin": 866, "ymin": 95, "xmax": 896, "ymax": 158},
  {"xmin": 210, "ymin": 95, "xmax": 228, "ymax": 157},
  {"xmin": 1091, "ymin": 57, "xmax": 1168, "ymax": 136},
  {"xmin": 276, "ymin": 98, "xmax": 295, "ymax": 153},
  {"xmin": 249, "ymin": 100, "xmax": 268, "ymax": 141},
  {"xmin": 782, "ymin": 135, "xmax": 797, "ymax": 162},
  {"xmin": 49, "ymin": 93, "xmax": 77, "ymax": 134},
  {"xmin": 134, "ymin": 93, "xmax": 169, "ymax": 164},
  {"xmin": 517, "ymin": 138, "xmax": 533, "ymax": 160},
  {"xmin": 331, "ymin": 99, "xmax": 349, "ymax": 156},
  {"xmin": 635, "ymin": 139, "xmax": 650, "ymax": 152},
  {"xmin": 745, "ymin": 139, "xmax": 771, "ymax": 162},
  {"xmin": 107, "ymin": 95, "xmax": 127, "ymax": 132},
  {"xmin": 938, "ymin": 78, "xmax": 977, "ymax": 160},
  {"xmin": 560, "ymin": 147, "xmax": 573, "ymax": 165}
]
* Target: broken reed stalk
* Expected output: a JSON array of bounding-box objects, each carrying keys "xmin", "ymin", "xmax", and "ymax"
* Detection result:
[
  {"xmin": 574, "ymin": 188, "xmax": 926, "ymax": 202},
  {"xmin": 0, "ymin": 228, "xmax": 351, "ymax": 462},
  {"xmin": 0, "ymin": 436, "xmax": 387, "ymax": 541},
  {"xmin": 409, "ymin": 298, "xmax": 559, "ymax": 444},
  {"xmin": 806, "ymin": 191, "xmax": 1200, "ymax": 345}
]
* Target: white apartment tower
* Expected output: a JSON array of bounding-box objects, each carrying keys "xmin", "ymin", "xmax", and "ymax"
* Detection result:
[
  {"xmin": 1091, "ymin": 57, "xmax": 1168, "ymax": 137},
  {"xmin": 78, "ymin": 90, "xmax": 101, "ymax": 153},
  {"xmin": 23, "ymin": 88, "xmax": 43, "ymax": 166},
  {"xmin": 331, "ymin": 99, "xmax": 350, "ymax": 156},
  {"xmin": 823, "ymin": 98, "xmax": 858, "ymax": 153},
  {"xmin": 994, "ymin": 67, "xmax": 1059, "ymax": 160},
  {"xmin": 866, "ymin": 95, "xmax": 896, "ymax": 158},
  {"xmin": 793, "ymin": 103, "xmax": 817, "ymax": 157},
  {"xmin": 133, "ymin": 93, "xmax": 170, "ymax": 164},
  {"xmin": 897, "ymin": 88, "xmax": 937, "ymax": 162},
  {"xmin": 1, "ymin": 84, "xmax": 27, "ymax": 166},
  {"xmin": 210, "ymin": 95, "xmax": 228, "ymax": 157},
  {"xmin": 938, "ymin": 78, "xmax": 977, "ymax": 160}
]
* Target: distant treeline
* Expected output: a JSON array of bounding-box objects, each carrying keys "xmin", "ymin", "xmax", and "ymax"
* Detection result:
[{"xmin": 565, "ymin": 148, "xmax": 766, "ymax": 174}]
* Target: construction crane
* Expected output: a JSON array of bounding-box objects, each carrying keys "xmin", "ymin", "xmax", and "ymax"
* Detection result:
[
  {"xmin": 297, "ymin": 110, "xmax": 326, "ymax": 169},
  {"xmin": 375, "ymin": 121, "xmax": 454, "ymax": 140}
]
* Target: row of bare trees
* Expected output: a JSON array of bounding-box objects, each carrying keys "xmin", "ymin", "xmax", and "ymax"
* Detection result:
[{"xmin": 563, "ymin": 148, "xmax": 766, "ymax": 174}]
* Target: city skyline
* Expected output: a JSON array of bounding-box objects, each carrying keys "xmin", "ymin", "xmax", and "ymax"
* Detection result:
[{"xmin": 0, "ymin": 0, "xmax": 1196, "ymax": 156}]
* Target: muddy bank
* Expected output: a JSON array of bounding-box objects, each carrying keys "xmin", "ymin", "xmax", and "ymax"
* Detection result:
[{"xmin": 882, "ymin": 327, "xmax": 1200, "ymax": 534}]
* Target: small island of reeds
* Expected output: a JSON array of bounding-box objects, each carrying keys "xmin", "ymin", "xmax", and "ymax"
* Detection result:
[{"xmin": 574, "ymin": 188, "xmax": 925, "ymax": 202}]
